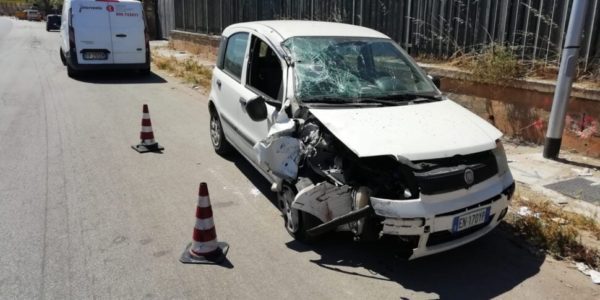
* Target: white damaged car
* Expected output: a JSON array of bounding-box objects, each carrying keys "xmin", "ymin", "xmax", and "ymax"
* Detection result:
[{"xmin": 207, "ymin": 21, "xmax": 515, "ymax": 259}]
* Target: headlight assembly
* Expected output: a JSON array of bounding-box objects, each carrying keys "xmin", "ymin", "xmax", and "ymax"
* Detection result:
[{"xmin": 492, "ymin": 139, "xmax": 509, "ymax": 176}]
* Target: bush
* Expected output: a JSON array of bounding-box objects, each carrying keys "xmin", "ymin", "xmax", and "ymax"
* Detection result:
[{"xmin": 470, "ymin": 45, "xmax": 526, "ymax": 83}]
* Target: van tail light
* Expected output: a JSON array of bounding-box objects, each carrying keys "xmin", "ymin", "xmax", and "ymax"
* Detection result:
[{"xmin": 68, "ymin": 8, "xmax": 75, "ymax": 50}]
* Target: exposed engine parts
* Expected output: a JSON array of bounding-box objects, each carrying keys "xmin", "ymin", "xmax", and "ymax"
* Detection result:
[{"xmin": 256, "ymin": 110, "xmax": 502, "ymax": 241}]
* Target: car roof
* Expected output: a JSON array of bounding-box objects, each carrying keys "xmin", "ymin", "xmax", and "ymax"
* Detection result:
[{"xmin": 223, "ymin": 20, "xmax": 390, "ymax": 41}]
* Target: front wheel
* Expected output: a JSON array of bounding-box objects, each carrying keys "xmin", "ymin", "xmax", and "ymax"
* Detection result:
[
  {"xmin": 279, "ymin": 184, "xmax": 322, "ymax": 242},
  {"xmin": 209, "ymin": 109, "xmax": 233, "ymax": 156}
]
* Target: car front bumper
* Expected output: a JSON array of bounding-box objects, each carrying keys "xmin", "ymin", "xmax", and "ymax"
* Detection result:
[{"xmin": 370, "ymin": 171, "xmax": 515, "ymax": 259}]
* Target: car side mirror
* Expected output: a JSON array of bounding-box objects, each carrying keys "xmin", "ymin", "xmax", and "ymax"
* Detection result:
[
  {"xmin": 245, "ymin": 96, "xmax": 268, "ymax": 122},
  {"xmin": 428, "ymin": 74, "xmax": 441, "ymax": 89}
]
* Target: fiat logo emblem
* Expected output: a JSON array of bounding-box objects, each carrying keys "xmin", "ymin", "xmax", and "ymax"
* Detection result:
[
  {"xmin": 464, "ymin": 168, "xmax": 475, "ymax": 186},
  {"xmin": 107, "ymin": 5, "xmax": 114, "ymax": 12}
]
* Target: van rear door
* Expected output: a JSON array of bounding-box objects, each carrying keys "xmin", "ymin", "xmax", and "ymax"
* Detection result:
[
  {"xmin": 108, "ymin": 2, "xmax": 146, "ymax": 64},
  {"xmin": 71, "ymin": 1, "xmax": 114, "ymax": 64}
]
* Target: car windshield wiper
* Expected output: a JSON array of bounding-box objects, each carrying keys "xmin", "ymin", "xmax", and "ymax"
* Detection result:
[
  {"xmin": 370, "ymin": 93, "xmax": 442, "ymax": 103},
  {"xmin": 301, "ymin": 97, "xmax": 383, "ymax": 106},
  {"xmin": 353, "ymin": 97, "xmax": 405, "ymax": 106}
]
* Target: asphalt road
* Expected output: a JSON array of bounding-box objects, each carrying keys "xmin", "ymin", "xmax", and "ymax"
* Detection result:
[{"xmin": 0, "ymin": 17, "xmax": 598, "ymax": 299}]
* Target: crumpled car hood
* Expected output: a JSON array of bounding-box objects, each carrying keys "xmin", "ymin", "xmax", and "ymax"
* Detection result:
[{"xmin": 309, "ymin": 100, "xmax": 502, "ymax": 161}]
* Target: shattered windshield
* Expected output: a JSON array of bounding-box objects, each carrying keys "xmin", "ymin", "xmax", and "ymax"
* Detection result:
[{"xmin": 283, "ymin": 37, "xmax": 438, "ymax": 103}]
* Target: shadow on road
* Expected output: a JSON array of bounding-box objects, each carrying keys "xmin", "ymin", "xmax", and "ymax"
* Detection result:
[
  {"xmin": 287, "ymin": 230, "xmax": 543, "ymax": 299},
  {"xmin": 554, "ymin": 157, "xmax": 600, "ymax": 169},
  {"xmin": 224, "ymin": 152, "xmax": 544, "ymax": 298},
  {"xmin": 222, "ymin": 151, "xmax": 279, "ymax": 206},
  {"xmin": 71, "ymin": 70, "xmax": 167, "ymax": 84}
]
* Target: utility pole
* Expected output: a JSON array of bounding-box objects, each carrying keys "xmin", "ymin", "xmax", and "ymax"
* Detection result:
[{"xmin": 544, "ymin": 0, "xmax": 590, "ymax": 159}]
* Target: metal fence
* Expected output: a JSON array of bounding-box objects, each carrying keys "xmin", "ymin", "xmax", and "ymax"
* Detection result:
[
  {"xmin": 158, "ymin": 0, "xmax": 176, "ymax": 39},
  {"xmin": 171, "ymin": 0, "xmax": 600, "ymax": 71}
]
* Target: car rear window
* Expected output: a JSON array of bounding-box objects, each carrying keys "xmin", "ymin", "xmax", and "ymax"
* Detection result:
[{"xmin": 222, "ymin": 32, "xmax": 249, "ymax": 80}]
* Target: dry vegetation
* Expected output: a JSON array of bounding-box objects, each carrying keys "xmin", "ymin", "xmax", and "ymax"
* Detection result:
[
  {"xmin": 151, "ymin": 54, "xmax": 213, "ymax": 90},
  {"xmin": 504, "ymin": 184, "xmax": 600, "ymax": 268},
  {"xmin": 446, "ymin": 45, "xmax": 527, "ymax": 83}
]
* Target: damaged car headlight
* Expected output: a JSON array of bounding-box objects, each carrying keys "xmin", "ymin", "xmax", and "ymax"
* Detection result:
[{"xmin": 492, "ymin": 139, "xmax": 509, "ymax": 176}]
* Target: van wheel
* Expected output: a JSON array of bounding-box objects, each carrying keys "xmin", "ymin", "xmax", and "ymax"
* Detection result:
[
  {"xmin": 139, "ymin": 68, "xmax": 151, "ymax": 76},
  {"xmin": 279, "ymin": 184, "xmax": 322, "ymax": 243},
  {"xmin": 59, "ymin": 49, "xmax": 66, "ymax": 65},
  {"xmin": 67, "ymin": 64, "xmax": 78, "ymax": 78},
  {"xmin": 209, "ymin": 108, "xmax": 233, "ymax": 156}
]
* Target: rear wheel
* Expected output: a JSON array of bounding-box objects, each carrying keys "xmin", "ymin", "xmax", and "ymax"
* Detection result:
[
  {"xmin": 139, "ymin": 67, "xmax": 151, "ymax": 76},
  {"xmin": 59, "ymin": 49, "xmax": 66, "ymax": 65},
  {"xmin": 66, "ymin": 64, "xmax": 78, "ymax": 78},
  {"xmin": 209, "ymin": 108, "xmax": 233, "ymax": 156}
]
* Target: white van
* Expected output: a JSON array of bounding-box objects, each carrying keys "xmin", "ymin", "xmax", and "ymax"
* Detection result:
[{"xmin": 59, "ymin": 0, "xmax": 150, "ymax": 77}]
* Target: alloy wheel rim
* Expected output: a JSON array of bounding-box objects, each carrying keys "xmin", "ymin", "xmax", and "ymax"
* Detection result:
[{"xmin": 210, "ymin": 115, "xmax": 221, "ymax": 147}]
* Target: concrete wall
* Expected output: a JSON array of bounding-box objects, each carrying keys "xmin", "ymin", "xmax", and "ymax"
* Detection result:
[
  {"xmin": 169, "ymin": 31, "xmax": 600, "ymax": 158},
  {"xmin": 170, "ymin": 30, "xmax": 219, "ymax": 62},
  {"xmin": 423, "ymin": 65, "xmax": 600, "ymax": 158}
]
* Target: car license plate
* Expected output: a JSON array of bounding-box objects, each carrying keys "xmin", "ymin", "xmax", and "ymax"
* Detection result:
[
  {"xmin": 83, "ymin": 52, "xmax": 107, "ymax": 60},
  {"xmin": 452, "ymin": 207, "xmax": 491, "ymax": 233}
]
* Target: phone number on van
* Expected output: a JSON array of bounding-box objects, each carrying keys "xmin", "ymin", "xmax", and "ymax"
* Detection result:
[{"xmin": 116, "ymin": 12, "xmax": 138, "ymax": 17}]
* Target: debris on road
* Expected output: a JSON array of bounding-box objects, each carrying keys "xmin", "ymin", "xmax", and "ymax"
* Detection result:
[
  {"xmin": 572, "ymin": 167, "xmax": 593, "ymax": 177},
  {"xmin": 180, "ymin": 182, "xmax": 229, "ymax": 265},
  {"xmin": 517, "ymin": 206, "xmax": 540, "ymax": 218},
  {"xmin": 576, "ymin": 262, "xmax": 600, "ymax": 284},
  {"xmin": 132, "ymin": 104, "xmax": 164, "ymax": 153}
]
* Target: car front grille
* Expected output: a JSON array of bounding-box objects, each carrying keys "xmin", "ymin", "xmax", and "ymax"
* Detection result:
[{"xmin": 413, "ymin": 150, "xmax": 498, "ymax": 195}]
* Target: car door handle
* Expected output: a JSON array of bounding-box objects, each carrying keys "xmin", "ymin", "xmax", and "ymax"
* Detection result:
[
  {"xmin": 216, "ymin": 79, "xmax": 221, "ymax": 89},
  {"xmin": 115, "ymin": 34, "xmax": 127, "ymax": 38},
  {"xmin": 239, "ymin": 98, "xmax": 247, "ymax": 106}
]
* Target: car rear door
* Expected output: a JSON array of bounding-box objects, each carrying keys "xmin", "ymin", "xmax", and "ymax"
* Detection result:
[
  {"xmin": 71, "ymin": 1, "xmax": 114, "ymax": 64},
  {"xmin": 212, "ymin": 32, "xmax": 252, "ymax": 155},
  {"xmin": 108, "ymin": 2, "xmax": 146, "ymax": 64}
]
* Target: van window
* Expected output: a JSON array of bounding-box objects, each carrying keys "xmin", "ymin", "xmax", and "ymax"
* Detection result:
[
  {"xmin": 247, "ymin": 37, "xmax": 282, "ymax": 100},
  {"xmin": 223, "ymin": 33, "xmax": 249, "ymax": 80}
]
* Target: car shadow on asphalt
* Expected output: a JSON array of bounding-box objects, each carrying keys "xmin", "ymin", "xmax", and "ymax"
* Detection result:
[
  {"xmin": 222, "ymin": 151, "xmax": 279, "ymax": 205},
  {"xmin": 70, "ymin": 70, "xmax": 167, "ymax": 84},
  {"xmin": 224, "ymin": 152, "xmax": 544, "ymax": 298},
  {"xmin": 288, "ymin": 229, "xmax": 544, "ymax": 299}
]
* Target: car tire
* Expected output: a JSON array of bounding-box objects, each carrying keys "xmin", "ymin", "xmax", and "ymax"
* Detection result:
[
  {"xmin": 59, "ymin": 49, "xmax": 66, "ymax": 65},
  {"xmin": 67, "ymin": 64, "xmax": 78, "ymax": 78},
  {"xmin": 209, "ymin": 108, "xmax": 233, "ymax": 156},
  {"xmin": 139, "ymin": 68, "xmax": 151, "ymax": 76},
  {"xmin": 279, "ymin": 184, "xmax": 322, "ymax": 243}
]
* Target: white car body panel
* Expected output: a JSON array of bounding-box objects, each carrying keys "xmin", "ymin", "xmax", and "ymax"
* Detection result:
[{"xmin": 310, "ymin": 100, "xmax": 503, "ymax": 160}]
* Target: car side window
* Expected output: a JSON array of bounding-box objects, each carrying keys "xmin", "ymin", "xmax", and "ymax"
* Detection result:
[
  {"xmin": 246, "ymin": 36, "xmax": 283, "ymax": 101},
  {"xmin": 222, "ymin": 32, "xmax": 249, "ymax": 80}
]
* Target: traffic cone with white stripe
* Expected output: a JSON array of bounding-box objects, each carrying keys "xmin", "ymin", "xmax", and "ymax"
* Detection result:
[
  {"xmin": 180, "ymin": 182, "xmax": 229, "ymax": 264},
  {"xmin": 132, "ymin": 104, "xmax": 164, "ymax": 153}
]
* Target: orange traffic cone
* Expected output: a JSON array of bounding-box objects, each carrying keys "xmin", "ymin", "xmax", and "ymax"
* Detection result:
[
  {"xmin": 180, "ymin": 182, "xmax": 229, "ymax": 264},
  {"xmin": 132, "ymin": 104, "xmax": 164, "ymax": 153}
]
